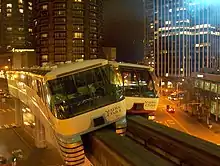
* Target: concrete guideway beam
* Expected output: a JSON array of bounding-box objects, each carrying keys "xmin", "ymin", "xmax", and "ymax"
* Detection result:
[
  {"xmin": 127, "ymin": 116, "xmax": 220, "ymax": 166},
  {"xmin": 83, "ymin": 129, "xmax": 174, "ymax": 166}
]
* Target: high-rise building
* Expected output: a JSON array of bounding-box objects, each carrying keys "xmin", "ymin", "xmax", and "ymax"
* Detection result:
[
  {"xmin": 0, "ymin": 0, "xmax": 34, "ymax": 52},
  {"xmin": 143, "ymin": 0, "xmax": 155, "ymax": 67},
  {"xmin": 154, "ymin": 0, "xmax": 220, "ymax": 77},
  {"xmin": 33, "ymin": 0, "xmax": 104, "ymax": 66}
]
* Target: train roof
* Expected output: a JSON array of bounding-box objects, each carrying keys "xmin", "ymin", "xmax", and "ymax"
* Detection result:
[
  {"xmin": 109, "ymin": 61, "xmax": 154, "ymax": 71},
  {"xmin": 45, "ymin": 59, "xmax": 108, "ymax": 81},
  {"xmin": 7, "ymin": 68, "xmax": 51, "ymax": 76}
]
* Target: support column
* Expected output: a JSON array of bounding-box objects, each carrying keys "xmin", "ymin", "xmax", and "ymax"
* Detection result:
[
  {"xmin": 14, "ymin": 99, "xmax": 23, "ymax": 127},
  {"xmin": 34, "ymin": 117, "xmax": 47, "ymax": 148}
]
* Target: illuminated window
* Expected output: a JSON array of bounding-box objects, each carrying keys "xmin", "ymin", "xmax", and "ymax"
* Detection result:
[
  {"xmin": 28, "ymin": 2, "xmax": 32, "ymax": 6},
  {"xmin": 41, "ymin": 55, "xmax": 48, "ymax": 61},
  {"xmin": 7, "ymin": 9, "xmax": 12, "ymax": 12},
  {"xmin": 73, "ymin": 33, "xmax": 83, "ymax": 38},
  {"xmin": 18, "ymin": 28, "xmax": 24, "ymax": 31},
  {"xmin": 7, "ymin": 4, "xmax": 12, "ymax": 8},
  {"xmin": 18, "ymin": 37, "xmax": 24, "ymax": 40},
  {"xmin": 28, "ymin": 6, "xmax": 32, "ymax": 10},
  {"xmin": 18, "ymin": 0, "xmax": 23, "ymax": 4},
  {"xmin": 19, "ymin": 9, "xmax": 23, "ymax": 13},
  {"xmin": 54, "ymin": 10, "xmax": 66, "ymax": 16},
  {"xmin": 73, "ymin": 25, "xmax": 84, "ymax": 31},
  {"xmin": 74, "ymin": 0, "xmax": 82, "ymax": 2},
  {"xmin": 204, "ymin": 82, "xmax": 210, "ymax": 91},
  {"xmin": 41, "ymin": 33, "xmax": 48, "ymax": 38},
  {"xmin": 90, "ymin": 5, "xmax": 97, "ymax": 10},
  {"xmin": 28, "ymin": 28, "xmax": 32, "ymax": 32},
  {"xmin": 7, "ymin": 13, "xmax": 12, "ymax": 17},
  {"xmin": 7, "ymin": 27, "xmax": 12, "ymax": 31},
  {"xmin": 42, "ymin": 4, "xmax": 48, "ymax": 10}
]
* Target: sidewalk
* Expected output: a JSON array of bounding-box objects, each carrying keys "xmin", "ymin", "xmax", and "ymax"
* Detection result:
[{"xmin": 180, "ymin": 106, "xmax": 220, "ymax": 136}]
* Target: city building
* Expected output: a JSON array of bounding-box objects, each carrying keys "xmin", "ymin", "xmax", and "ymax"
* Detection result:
[
  {"xmin": 33, "ymin": 0, "xmax": 104, "ymax": 66},
  {"xmin": 0, "ymin": 0, "xmax": 34, "ymax": 52},
  {"xmin": 143, "ymin": 0, "xmax": 155, "ymax": 68},
  {"xmin": 154, "ymin": 0, "xmax": 220, "ymax": 77},
  {"xmin": 187, "ymin": 68, "xmax": 220, "ymax": 124},
  {"xmin": 103, "ymin": 47, "xmax": 116, "ymax": 61}
]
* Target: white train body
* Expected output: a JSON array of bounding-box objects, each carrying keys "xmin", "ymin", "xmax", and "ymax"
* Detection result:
[
  {"xmin": 110, "ymin": 61, "xmax": 159, "ymax": 117},
  {"xmin": 7, "ymin": 59, "xmax": 126, "ymax": 137}
]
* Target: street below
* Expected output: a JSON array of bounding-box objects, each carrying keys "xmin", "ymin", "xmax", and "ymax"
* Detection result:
[{"xmin": 156, "ymin": 96, "xmax": 220, "ymax": 145}]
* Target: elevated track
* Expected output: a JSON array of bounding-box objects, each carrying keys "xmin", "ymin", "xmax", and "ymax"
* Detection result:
[
  {"xmin": 127, "ymin": 116, "xmax": 220, "ymax": 166},
  {"xmin": 83, "ymin": 129, "xmax": 175, "ymax": 166}
]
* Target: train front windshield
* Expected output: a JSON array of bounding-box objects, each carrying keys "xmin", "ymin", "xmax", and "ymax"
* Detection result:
[
  {"xmin": 119, "ymin": 67, "xmax": 157, "ymax": 98},
  {"xmin": 46, "ymin": 65, "xmax": 124, "ymax": 119}
]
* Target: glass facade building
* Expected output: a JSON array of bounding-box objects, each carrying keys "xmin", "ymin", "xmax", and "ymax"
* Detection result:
[
  {"xmin": 33, "ymin": 0, "xmax": 104, "ymax": 66},
  {"xmin": 154, "ymin": 0, "xmax": 220, "ymax": 77},
  {"xmin": 144, "ymin": 0, "xmax": 155, "ymax": 67}
]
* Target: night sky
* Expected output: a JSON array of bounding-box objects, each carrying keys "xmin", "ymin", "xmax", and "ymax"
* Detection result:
[{"xmin": 103, "ymin": 0, "xmax": 145, "ymax": 63}]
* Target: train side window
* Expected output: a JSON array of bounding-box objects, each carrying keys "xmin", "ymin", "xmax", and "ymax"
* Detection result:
[
  {"xmin": 36, "ymin": 80, "xmax": 42, "ymax": 97},
  {"xmin": 27, "ymin": 75, "xmax": 32, "ymax": 87}
]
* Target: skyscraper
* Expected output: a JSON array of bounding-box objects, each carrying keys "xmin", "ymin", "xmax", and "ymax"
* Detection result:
[
  {"xmin": 143, "ymin": 0, "xmax": 155, "ymax": 67},
  {"xmin": 0, "ymin": 0, "xmax": 33, "ymax": 52},
  {"xmin": 154, "ymin": 0, "xmax": 220, "ymax": 77},
  {"xmin": 33, "ymin": 0, "xmax": 104, "ymax": 66}
]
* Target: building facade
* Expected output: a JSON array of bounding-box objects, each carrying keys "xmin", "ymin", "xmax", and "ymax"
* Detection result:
[
  {"xmin": 33, "ymin": 0, "xmax": 104, "ymax": 66},
  {"xmin": 0, "ymin": 0, "xmax": 34, "ymax": 52},
  {"xmin": 144, "ymin": 0, "xmax": 155, "ymax": 68},
  {"xmin": 154, "ymin": 0, "xmax": 220, "ymax": 77},
  {"xmin": 103, "ymin": 47, "xmax": 116, "ymax": 61},
  {"xmin": 188, "ymin": 69, "xmax": 220, "ymax": 123}
]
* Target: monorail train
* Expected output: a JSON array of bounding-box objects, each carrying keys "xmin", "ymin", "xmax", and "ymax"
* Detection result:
[
  {"xmin": 6, "ymin": 59, "xmax": 127, "ymax": 165},
  {"xmin": 110, "ymin": 61, "xmax": 159, "ymax": 120}
]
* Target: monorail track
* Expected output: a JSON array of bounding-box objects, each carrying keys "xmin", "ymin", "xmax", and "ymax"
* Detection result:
[
  {"xmin": 83, "ymin": 128, "xmax": 175, "ymax": 166},
  {"xmin": 127, "ymin": 115, "xmax": 220, "ymax": 166}
]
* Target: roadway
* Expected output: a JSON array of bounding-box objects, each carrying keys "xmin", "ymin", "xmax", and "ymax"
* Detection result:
[{"xmin": 156, "ymin": 96, "xmax": 220, "ymax": 145}]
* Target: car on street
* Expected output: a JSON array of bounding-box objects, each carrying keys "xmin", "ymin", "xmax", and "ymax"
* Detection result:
[{"xmin": 166, "ymin": 105, "xmax": 175, "ymax": 113}]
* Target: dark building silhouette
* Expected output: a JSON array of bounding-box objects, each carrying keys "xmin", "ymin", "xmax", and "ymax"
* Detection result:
[
  {"xmin": 33, "ymin": 0, "xmax": 104, "ymax": 66},
  {"xmin": 103, "ymin": 0, "xmax": 145, "ymax": 63}
]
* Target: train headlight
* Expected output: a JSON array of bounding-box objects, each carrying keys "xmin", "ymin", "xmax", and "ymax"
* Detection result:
[{"xmin": 148, "ymin": 115, "xmax": 155, "ymax": 120}]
